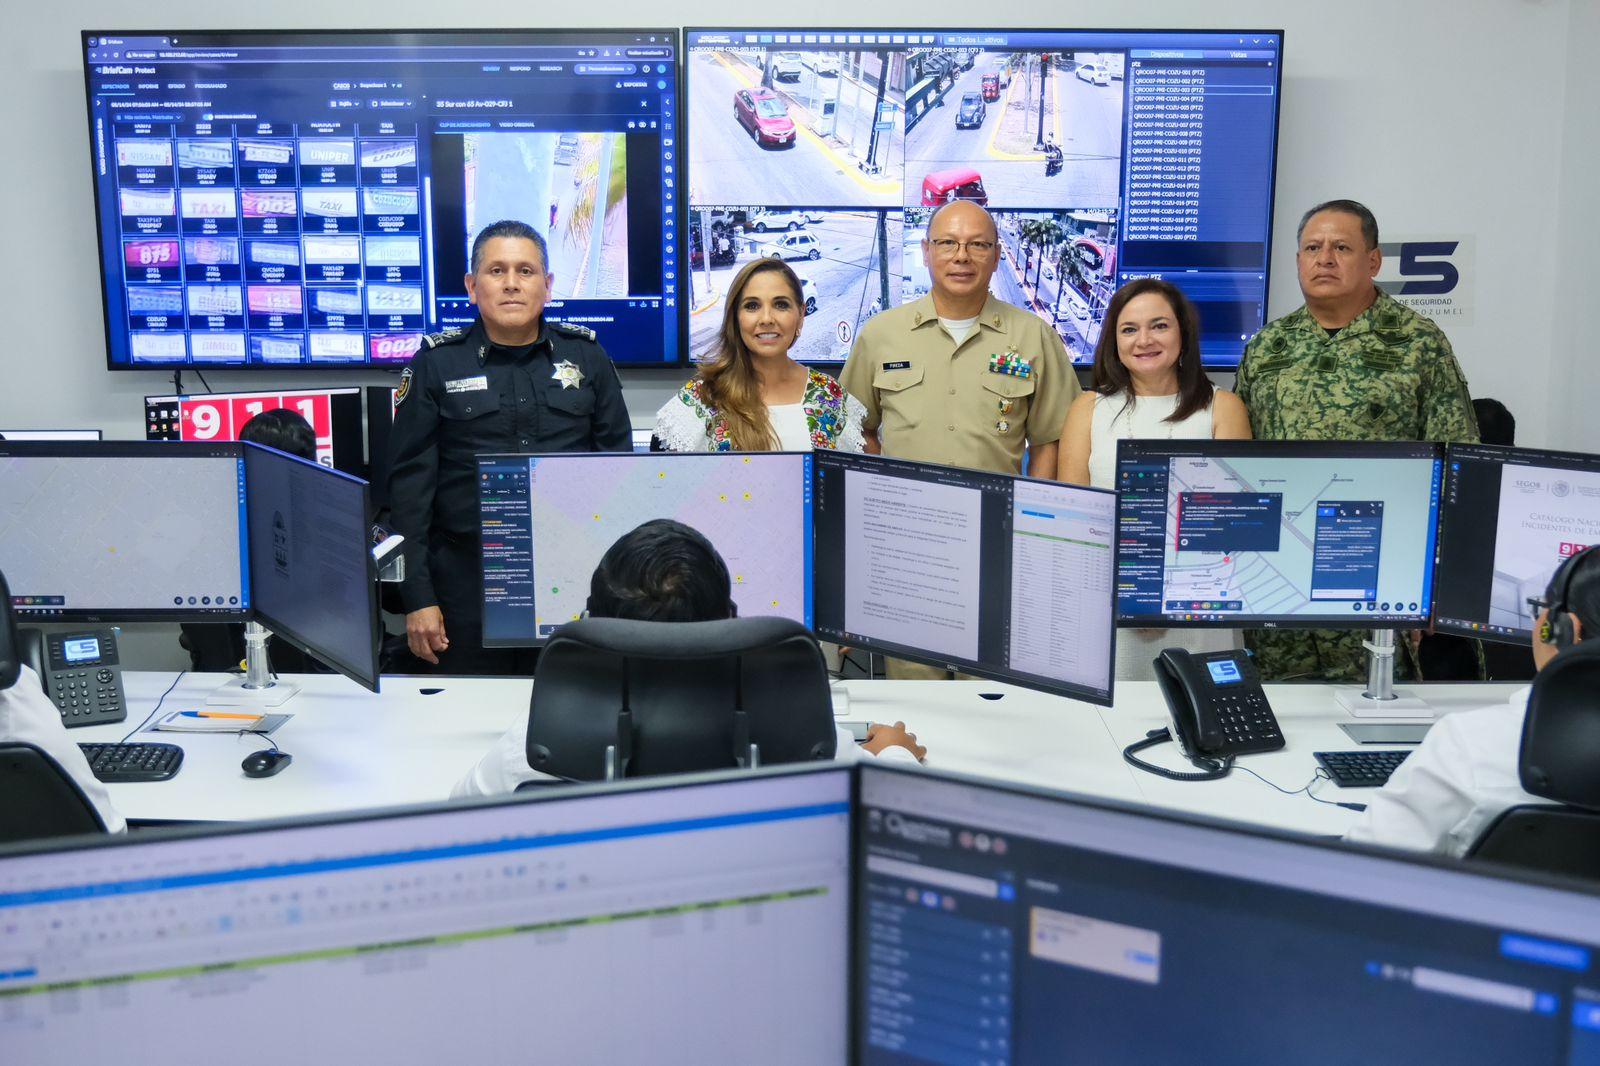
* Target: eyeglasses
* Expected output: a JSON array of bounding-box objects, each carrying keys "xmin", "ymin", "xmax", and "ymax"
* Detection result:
[{"xmin": 927, "ymin": 237, "xmax": 997, "ymax": 259}]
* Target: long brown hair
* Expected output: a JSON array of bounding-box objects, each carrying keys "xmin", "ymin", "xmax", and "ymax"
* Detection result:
[
  {"xmin": 696, "ymin": 258, "xmax": 805, "ymax": 451},
  {"xmin": 1090, "ymin": 277, "xmax": 1214, "ymax": 424}
]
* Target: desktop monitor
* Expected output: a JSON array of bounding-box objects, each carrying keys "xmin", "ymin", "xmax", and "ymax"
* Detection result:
[
  {"xmin": 856, "ymin": 763, "xmax": 1600, "ymax": 1063},
  {"xmin": 478, "ymin": 451, "xmax": 813, "ymax": 645},
  {"xmin": 1433, "ymin": 443, "xmax": 1600, "ymax": 644},
  {"xmin": 810, "ymin": 451, "xmax": 1116, "ymax": 703},
  {"xmin": 144, "ymin": 386, "xmax": 378, "ymax": 475},
  {"xmin": 242, "ymin": 443, "xmax": 380, "ymax": 691},
  {"xmin": 1115, "ymin": 440, "xmax": 1444, "ymax": 629},
  {"xmin": 683, "ymin": 27, "xmax": 1282, "ymax": 366},
  {"xmin": 0, "ymin": 441, "xmax": 248, "ymax": 622},
  {"xmin": 0, "ymin": 766, "xmax": 852, "ymax": 1064},
  {"xmin": 0, "ymin": 430, "xmax": 103, "ymax": 441},
  {"xmin": 83, "ymin": 29, "xmax": 680, "ymax": 368}
]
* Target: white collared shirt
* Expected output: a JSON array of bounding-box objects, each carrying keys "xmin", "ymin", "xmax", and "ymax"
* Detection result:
[
  {"xmin": 452, "ymin": 721, "xmax": 917, "ymax": 799},
  {"xmin": 0, "ymin": 666, "xmax": 126, "ymax": 833},
  {"xmin": 1343, "ymin": 686, "xmax": 1548, "ymax": 857}
]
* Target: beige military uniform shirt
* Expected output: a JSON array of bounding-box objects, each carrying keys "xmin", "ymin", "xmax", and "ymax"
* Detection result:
[{"xmin": 838, "ymin": 294, "xmax": 1079, "ymax": 474}]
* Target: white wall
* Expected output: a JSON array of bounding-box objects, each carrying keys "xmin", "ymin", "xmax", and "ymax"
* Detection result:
[{"xmin": 0, "ymin": 0, "xmax": 1589, "ymax": 450}]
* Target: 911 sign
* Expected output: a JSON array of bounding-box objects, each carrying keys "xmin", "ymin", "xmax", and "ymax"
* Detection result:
[
  {"xmin": 177, "ymin": 393, "xmax": 336, "ymax": 465},
  {"xmin": 1375, "ymin": 236, "xmax": 1473, "ymax": 324}
]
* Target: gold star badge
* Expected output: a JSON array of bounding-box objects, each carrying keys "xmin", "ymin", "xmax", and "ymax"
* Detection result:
[{"xmin": 552, "ymin": 360, "xmax": 584, "ymax": 389}]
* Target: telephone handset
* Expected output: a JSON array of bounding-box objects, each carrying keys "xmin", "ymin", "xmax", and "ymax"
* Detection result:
[
  {"xmin": 19, "ymin": 628, "xmax": 128, "ymax": 728},
  {"xmin": 1123, "ymin": 648, "xmax": 1285, "ymax": 780}
]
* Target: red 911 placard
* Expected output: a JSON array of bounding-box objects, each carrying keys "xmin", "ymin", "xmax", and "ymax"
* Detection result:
[{"xmin": 179, "ymin": 394, "xmax": 335, "ymax": 465}]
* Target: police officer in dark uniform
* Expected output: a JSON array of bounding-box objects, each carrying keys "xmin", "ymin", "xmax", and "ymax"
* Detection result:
[{"xmin": 388, "ymin": 220, "xmax": 631, "ymax": 673}]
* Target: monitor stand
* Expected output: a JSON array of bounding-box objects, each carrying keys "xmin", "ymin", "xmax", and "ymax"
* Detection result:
[
  {"xmin": 1333, "ymin": 628, "xmax": 1433, "ymax": 719},
  {"xmin": 206, "ymin": 621, "xmax": 300, "ymax": 707}
]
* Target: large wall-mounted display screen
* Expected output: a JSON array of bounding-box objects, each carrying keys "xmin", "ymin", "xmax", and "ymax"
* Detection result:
[
  {"xmin": 684, "ymin": 28, "xmax": 1282, "ymax": 367},
  {"xmin": 83, "ymin": 30, "xmax": 679, "ymax": 368}
]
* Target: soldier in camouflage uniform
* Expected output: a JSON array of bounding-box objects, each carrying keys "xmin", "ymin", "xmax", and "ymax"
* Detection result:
[{"xmin": 1234, "ymin": 200, "xmax": 1480, "ymax": 681}]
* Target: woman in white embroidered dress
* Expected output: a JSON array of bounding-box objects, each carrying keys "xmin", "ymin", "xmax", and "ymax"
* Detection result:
[
  {"xmin": 1059, "ymin": 277, "xmax": 1253, "ymax": 679},
  {"xmin": 655, "ymin": 258, "xmax": 867, "ymax": 453}
]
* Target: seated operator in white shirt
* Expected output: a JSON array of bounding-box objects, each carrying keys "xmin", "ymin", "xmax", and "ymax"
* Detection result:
[
  {"xmin": 1344, "ymin": 545, "xmax": 1600, "ymax": 857},
  {"xmin": 1, "ymin": 664, "xmax": 126, "ymax": 833},
  {"xmin": 452, "ymin": 518, "xmax": 924, "ymax": 797}
]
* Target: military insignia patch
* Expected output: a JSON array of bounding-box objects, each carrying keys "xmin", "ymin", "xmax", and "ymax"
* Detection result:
[
  {"xmin": 552, "ymin": 360, "xmax": 584, "ymax": 389},
  {"xmin": 395, "ymin": 367, "xmax": 413, "ymax": 407}
]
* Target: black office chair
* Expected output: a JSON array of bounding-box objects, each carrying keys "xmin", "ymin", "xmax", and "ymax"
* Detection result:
[
  {"xmin": 1468, "ymin": 641, "xmax": 1600, "ymax": 880},
  {"xmin": 0, "ymin": 567, "xmax": 108, "ymax": 842},
  {"xmin": 525, "ymin": 616, "xmax": 837, "ymax": 782}
]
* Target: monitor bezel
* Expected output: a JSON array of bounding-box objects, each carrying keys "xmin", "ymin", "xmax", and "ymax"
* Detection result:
[
  {"xmin": 1433, "ymin": 441, "xmax": 1600, "ymax": 646},
  {"xmin": 476, "ymin": 449, "xmax": 816, "ymax": 647},
  {"xmin": 241, "ymin": 442, "xmax": 382, "ymax": 692},
  {"xmin": 810, "ymin": 449, "xmax": 1119, "ymax": 706},
  {"xmin": 0, "ymin": 440, "xmax": 250, "ymax": 623},
  {"xmin": 83, "ymin": 27, "xmax": 685, "ymax": 372},
  {"xmin": 679, "ymin": 25, "xmax": 1285, "ymax": 369},
  {"xmin": 1113, "ymin": 438, "xmax": 1445, "ymax": 631}
]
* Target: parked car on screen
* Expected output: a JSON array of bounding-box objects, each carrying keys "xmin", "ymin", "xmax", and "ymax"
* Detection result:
[
  {"xmin": 805, "ymin": 54, "xmax": 841, "ymax": 77},
  {"xmin": 735, "ymin": 88, "xmax": 796, "ymax": 147},
  {"xmin": 772, "ymin": 52, "xmax": 803, "ymax": 81},
  {"xmin": 920, "ymin": 168, "xmax": 988, "ymax": 206},
  {"xmin": 1076, "ymin": 63, "xmax": 1111, "ymax": 86},
  {"xmin": 981, "ymin": 73, "xmax": 1001, "ymax": 101},
  {"xmin": 754, "ymin": 232, "xmax": 823, "ymax": 261},
  {"xmin": 746, "ymin": 209, "xmax": 822, "ymax": 232},
  {"xmin": 797, "ymin": 275, "xmax": 818, "ymax": 314},
  {"xmin": 956, "ymin": 93, "xmax": 987, "ymax": 128}
]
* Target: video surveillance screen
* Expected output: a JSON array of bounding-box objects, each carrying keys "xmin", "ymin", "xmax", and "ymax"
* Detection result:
[
  {"xmin": 83, "ymin": 30, "xmax": 680, "ymax": 368},
  {"xmin": 684, "ymin": 28, "xmax": 1282, "ymax": 367}
]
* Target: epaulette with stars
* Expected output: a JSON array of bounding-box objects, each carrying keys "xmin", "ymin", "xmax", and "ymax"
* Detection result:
[
  {"xmin": 420, "ymin": 328, "xmax": 466, "ymax": 350},
  {"xmin": 549, "ymin": 321, "xmax": 597, "ymax": 342}
]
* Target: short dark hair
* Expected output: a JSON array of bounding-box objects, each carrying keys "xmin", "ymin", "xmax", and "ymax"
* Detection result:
[
  {"xmin": 1090, "ymin": 277, "xmax": 1214, "ymax": 424},
  {"xmin": 586, "ymin": 519, "xmax": 734, "ymax": 623},
  {"xmin": 1473, "ymin": 398, "xmax": 1516, "ymax": 447},
  {"xmin": 1548, "ymin": 547, "xmax": 1600, "ymax": 643},
  {"xmin": 1296, "ymin": 199, "xmax": 1380, "ymax": 250},
  {"xmin": 239, "ymin": 408, "xmax": 316, "ymax": 461},
  {"xmin": 470, "ymin": 220, "xmax": 549, "ymax": 274}
]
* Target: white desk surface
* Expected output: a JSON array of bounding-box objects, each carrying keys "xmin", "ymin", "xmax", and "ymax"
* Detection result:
[{"xmin": 74, "ymin": 672, "xmax": 1523, "ymax": 837}]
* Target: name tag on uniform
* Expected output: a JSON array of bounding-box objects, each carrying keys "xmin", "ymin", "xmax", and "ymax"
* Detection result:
[
  {"xmin": 881, "ymin": 360, "xmax": 912, "ymax": 371},
  {"xmin": 444, "ymin": 375, "xmax": 489, "ymax": 394}
]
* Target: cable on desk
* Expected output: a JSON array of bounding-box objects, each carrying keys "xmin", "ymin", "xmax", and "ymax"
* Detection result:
[
  {"xmin": 1232, "ymin": 764, "xmax": 1366, "ymax": 812},
  {"xmin": 118, "ymin": 671, "xmax": 186, "ymax": 743}
]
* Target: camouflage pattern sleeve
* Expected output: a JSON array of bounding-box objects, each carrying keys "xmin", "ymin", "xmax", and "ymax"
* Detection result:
[{"xmin": 1418, "ymin": 328, "xmax": 1480, "ymax": 444}]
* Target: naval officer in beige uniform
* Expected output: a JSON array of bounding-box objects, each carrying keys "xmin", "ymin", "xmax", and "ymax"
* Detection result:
[{"xmin": 839, "ymin": 200, "xmax": 1080, "ymax": 678}]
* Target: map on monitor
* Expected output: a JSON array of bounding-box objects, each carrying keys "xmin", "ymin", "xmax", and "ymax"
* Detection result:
[
  {"xmin": 0, "ymin": 445, "xmax": 248, "ymax": 621},
  {"xmin": 479, "ymin": 452, "xmax": 813, "ymax": 645},
  {"xmin": 1116, "ymin": 441, "xmax": 1443, "ymax": 628}
]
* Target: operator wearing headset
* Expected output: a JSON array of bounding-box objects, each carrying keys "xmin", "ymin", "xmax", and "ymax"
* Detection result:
[{"xmin": 1344, "ymin": 544, "xmax": 1600, "ymax": 857}]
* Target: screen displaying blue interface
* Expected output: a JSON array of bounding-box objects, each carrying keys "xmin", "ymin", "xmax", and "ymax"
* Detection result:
[
  {"xmin": 1206, "ymin": 658, "xmax": 1242, "ymax": 685},
  {"xmin": 1115, "ymin": 440, "xmax": 1443, "ymax": 628},
  {"xmin": 683, "ymin": 28, "xmax": 1281, "ymax": 366},
  {"xmin": 858, "ymin": 765, "xmax": 1600, "ymax": 1065},
  {"xmin": 83, "ymin": 30, "xmax": 678, "ymax": 368}
]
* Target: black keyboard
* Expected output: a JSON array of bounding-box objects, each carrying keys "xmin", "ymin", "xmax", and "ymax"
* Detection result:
[
  {"xmin": 1315, "ymin": 750, "xmax": 1411, "ymax": 788},
  {"xmin": 78, "ymin": 743, "xmax": 184, "ymax": 783}
]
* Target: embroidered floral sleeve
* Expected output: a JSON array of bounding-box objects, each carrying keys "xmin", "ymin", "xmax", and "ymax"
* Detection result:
[
  {"xmin": 802, "ymin": 371, "xmax": 867, "ymax": 452},
  {"xmin": 653, "ymin": 384, "xmax": 715, "ymax": 453},
  {"xmin": 836, "ymin": 393, "xmax": 869, "ymax": 453}
]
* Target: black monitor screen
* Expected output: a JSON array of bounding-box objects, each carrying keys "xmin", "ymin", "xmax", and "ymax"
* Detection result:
[
  {"xmin": 1115, "ymin": 440, "xmax": 1443, "ymax": 629},
  {"xmin": 856, "ymin": 764, "xmax": 1600, "ymax": 1065},
  {"xmin": 1434, "ymin": 443, "xmax": 1600, "ymax": 644},
  {"xmin": 84, "ymin": 29, "xmax": 679, "ymax": 368},
  {"xmin": 242, "ymin": 442, "xmax": 379, "ymax": 690},
  {"xmin": 478, "ymin": 451, "xmax": 813, "ymax": 645},
  {"xmin": 683, "ymin": 28, "xmax": 1282, "ymax": 366},
  {"xmin": 811, "ymin": 451, "xmax": 1116, "ymax": 703},
  {"xmin": 0, "ymin": 442, "xmax": 247, "ymax": 622}
]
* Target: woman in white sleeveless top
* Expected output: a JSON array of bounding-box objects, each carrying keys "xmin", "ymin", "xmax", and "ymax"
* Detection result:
[{"xmin": 1059, "ymin": 278, "xmax": 1252, "ymax": 680}]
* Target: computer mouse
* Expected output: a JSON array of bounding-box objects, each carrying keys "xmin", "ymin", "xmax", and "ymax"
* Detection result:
[{"xmin": 241, "ymin": 749, "xmax": 292, "ymax": 778}]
